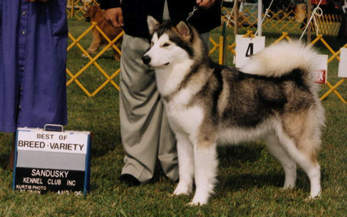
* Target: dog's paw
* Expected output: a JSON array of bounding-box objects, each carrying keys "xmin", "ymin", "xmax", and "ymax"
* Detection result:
[
  {"xmin": 187, "ymin": 197, "xmax": 208, "ymax": 206},
  {"xmin": 308, "ymin": 191, "xmax": 321, "ymax": 200},
  {"xmin": 305, "ymin": 194, "xmax": 321, "ymax": 202},
  {"xmin": 281, "ymin": 184, "xmax": 295, "ymax": 191},
  {"xmin": 187, "ymin": 192, "xmax": 209, "ymax": 206},
  {"xmin": 282, "ymin": 184, "xmax": 295, "ymax": 190},
  {"xmin": 173, "ymin": 183, "xmax": 192, "ymax": 196},
  {"xmin": 81, "ymin": 53, "xmax": 89, "ymax": 58},
  {"xmin": 187, "ymin": 201, "xmax": 202, "ymax": 206}
]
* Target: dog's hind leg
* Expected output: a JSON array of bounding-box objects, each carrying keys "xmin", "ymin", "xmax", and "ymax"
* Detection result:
[
  {"xmin": 173, "ymin": 133, "xmax": 194, "ymax": 196},
  {"xmin": 113, "ymin": 40, "xmax": 122, "ymax": 61},
  {"xmin": 265, "ymin": 133, "xmax": 297, "ymax": 189},
  {"xmin": 275, "ymin": 121, "xmax": 321, "ymax": 198},
  {"xmin": 190, "ymin": 141, "xmax": 218, "ymax": 206}
]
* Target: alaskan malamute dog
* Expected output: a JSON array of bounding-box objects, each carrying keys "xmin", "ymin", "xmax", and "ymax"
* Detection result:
[{"xmin": 143, "ymin": 16, "xmax": 325, "ymax": 205}]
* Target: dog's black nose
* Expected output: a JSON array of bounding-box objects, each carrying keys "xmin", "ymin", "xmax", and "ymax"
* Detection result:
[{"xmin": 142, "ymin": 55, "xmax": 151, "ymax": 65}]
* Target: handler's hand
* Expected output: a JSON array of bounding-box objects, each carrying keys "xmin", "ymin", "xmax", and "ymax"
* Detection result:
[
  {"xmin": 104, "ymin": 7, "xmax": 123, "ymax": 27},
  {"xmin": 196, "ymin": 0, "xmax": 216, "ymax": 9}
]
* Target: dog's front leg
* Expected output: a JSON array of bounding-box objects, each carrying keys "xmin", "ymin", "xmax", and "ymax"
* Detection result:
[
  {"xmin": 87, "ymin": 30, "xmax": 102, "ymax": 55},
  {"xmin": 190, "ymin": 142, "xmax": 218, "ymax": 206},
  {"xmin": 173, "ymin": 133, "xmax": 194, "ymax": 196}
]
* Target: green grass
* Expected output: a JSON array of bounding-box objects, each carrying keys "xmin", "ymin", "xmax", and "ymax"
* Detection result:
[{"xmin": 0, "ymin": 19, "xmax": 346, "ymax": 217}]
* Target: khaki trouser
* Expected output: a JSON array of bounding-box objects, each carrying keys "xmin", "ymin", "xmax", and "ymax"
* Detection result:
[{"xmin": 119, "ymin": 34, "xmax": 178, "ymax": 183}]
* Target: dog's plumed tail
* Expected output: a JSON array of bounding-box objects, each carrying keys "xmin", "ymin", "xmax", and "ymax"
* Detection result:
[{"xmin": 240, "ymin": 41, "xmax": 320, "ymax": 79}]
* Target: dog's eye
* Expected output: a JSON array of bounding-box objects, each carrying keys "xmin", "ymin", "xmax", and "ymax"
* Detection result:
[{"xmin": 161, "ymin": 43, "xmax": 171, "ymax": 48}]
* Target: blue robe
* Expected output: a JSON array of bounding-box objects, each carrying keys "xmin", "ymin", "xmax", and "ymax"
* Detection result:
[{"xmin": 0, "ymin": 0, "xmax": 68, "ymax": 132}]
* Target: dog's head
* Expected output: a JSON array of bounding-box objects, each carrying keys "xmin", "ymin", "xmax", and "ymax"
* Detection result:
[
  {"xmin": 84, "ymin": 5, "xmax": 100, "ymax": 22},
  {"xmin": 142, "ymin": 16, "xmax": 202, "ymax": 68}
]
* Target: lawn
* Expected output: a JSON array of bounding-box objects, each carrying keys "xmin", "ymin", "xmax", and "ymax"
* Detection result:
[{"xmin": 0, "ymin": 18, "xmax": 346, "ymax": 217}]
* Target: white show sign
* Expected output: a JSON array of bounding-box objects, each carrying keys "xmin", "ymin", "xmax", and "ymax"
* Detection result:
[
  {"xmin": 338, "ymin": 48, "xmax": 347, "ymax": 78},
  {"xmin": 16, "ymin": 128, "xmax": 89, "ymax": 154},
  {"xmin": 13, "ymin": 127, "xmax": 91, "ymax": 195},
  {"xmin": 235, "ymin": 35, "xmax": 265, "ymax": 68}
]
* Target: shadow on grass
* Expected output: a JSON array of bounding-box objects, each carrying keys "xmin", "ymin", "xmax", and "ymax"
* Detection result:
[
  {"xmin": 216, "ymin": 167, "xmax": 330, "ymax": 197},
  {"xmin": 0, "ymin": 153, "xmax": 10, "ymax": 169},
  {"xmin": 215, "ymin": 145, "xmax": 330, "ymax": 196},
  {"xmin": 218, "ymin": 145, "xmax": 264, "ymax": 168},
  {"xmin": 0, "ymin": 133, "xmax": 13, "ymax": 169},
  {"xmin": 90, "ymin": 130, "xmax": 120, "ymax": 157},
  {"xmin": 218, "ymin": 172, "xmax": 284, "ymax": 192}
]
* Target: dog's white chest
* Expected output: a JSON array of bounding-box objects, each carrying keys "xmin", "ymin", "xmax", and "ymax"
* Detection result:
[{"xmin": 165, "ymin": 101, "xmax": 203, "ymax": 136}]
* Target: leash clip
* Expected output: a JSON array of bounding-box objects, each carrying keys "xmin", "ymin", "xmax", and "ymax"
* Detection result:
[{"xmin": 186, "ymin": 5, "xmax": 199, "ymax": 21}]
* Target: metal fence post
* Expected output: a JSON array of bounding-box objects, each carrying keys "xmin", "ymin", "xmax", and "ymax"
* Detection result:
[{"xmin": 257, "ymin": 0, "xmax": 262, "ymax": 36}]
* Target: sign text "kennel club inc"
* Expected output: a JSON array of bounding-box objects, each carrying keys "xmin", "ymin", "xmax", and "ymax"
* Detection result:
[{"xmin": 13, "ymin": 127, "xmax": 91, "ymax": 195}]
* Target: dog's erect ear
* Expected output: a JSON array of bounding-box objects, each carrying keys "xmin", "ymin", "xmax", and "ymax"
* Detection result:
[
  {"xmin": 176, "ymin": 21, "xmax": 191, "ymax": 41},
  {"xmin": 147, "ymin": 16, "xmax": 160, "ymax": 35}
]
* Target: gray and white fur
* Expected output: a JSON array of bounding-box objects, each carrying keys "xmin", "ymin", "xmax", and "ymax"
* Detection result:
[{"xmin": 143, "ymin": 16, "xmax": 325, "ymax": 206}]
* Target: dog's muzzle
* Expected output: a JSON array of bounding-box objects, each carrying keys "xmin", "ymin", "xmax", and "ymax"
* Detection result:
[
  {"xmin": 85, "ymin": 17, "xmax": 91, "ymax": 22},
  {"xmin": 142, "ymin": 55, "xmax": 151, "ymax": 65}
]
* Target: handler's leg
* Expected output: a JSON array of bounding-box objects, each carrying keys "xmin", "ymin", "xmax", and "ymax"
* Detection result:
[{"xmin": 119, "ymin": 34, "xmax": 177, "ymax": 183}]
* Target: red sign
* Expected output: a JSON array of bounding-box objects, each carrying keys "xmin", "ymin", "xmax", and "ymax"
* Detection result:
[{"xmin": 314, "ymin": 69, "xmax": 327, "ymax": 84}]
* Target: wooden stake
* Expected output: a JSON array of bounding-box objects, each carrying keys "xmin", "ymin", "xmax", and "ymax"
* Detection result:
[
  {"xmin": 307, "ymin": 0, "xmax": 312, "ymax": 43},
  {"xmin": 234, "ymin": 0, "xmax": 239, "ymax": 36}
]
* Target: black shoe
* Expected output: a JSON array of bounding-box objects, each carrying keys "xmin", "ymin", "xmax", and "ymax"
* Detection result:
[{"xmin": 119, "ymin": 174, "xmax": 141, "ymax": 187}]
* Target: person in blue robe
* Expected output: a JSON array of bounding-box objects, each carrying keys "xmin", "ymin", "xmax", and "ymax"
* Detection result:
[
  {"xmin": 0, "ymin": 0, "xmax": 68, "ymax": 133},
  {"xmin": 0, "ymin": 0, "xmax": 68, "ymax": 168}
]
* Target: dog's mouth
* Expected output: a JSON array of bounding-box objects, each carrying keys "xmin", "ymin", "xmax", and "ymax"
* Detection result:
[{"xmin": 149, "ymin": 62, "xmax": 170, "ymax": 69}]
